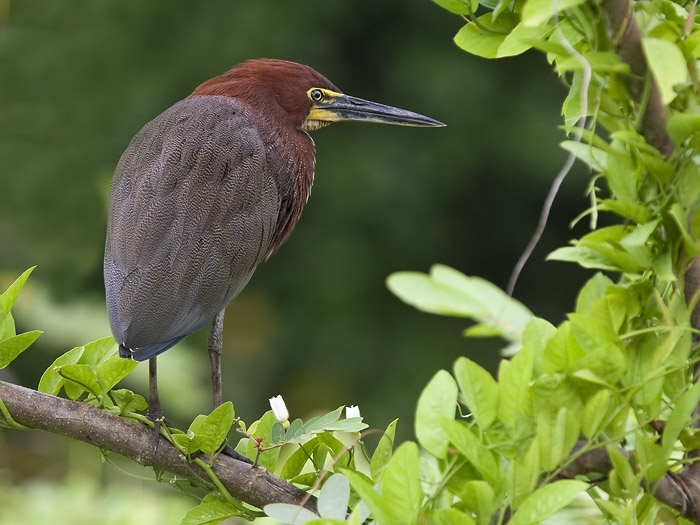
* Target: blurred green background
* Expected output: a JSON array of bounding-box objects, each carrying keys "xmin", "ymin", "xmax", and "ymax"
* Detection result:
[{"xmin": 0, "ymin": 0, "xmax": 591, "ymax": 522}]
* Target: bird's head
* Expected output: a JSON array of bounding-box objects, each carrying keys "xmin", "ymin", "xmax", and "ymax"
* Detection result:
[{"xmin": 191, "ymin": 58, "xmax": 444, "ymax": 131}]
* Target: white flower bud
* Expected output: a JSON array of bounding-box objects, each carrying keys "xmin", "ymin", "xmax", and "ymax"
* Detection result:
[
  {"xmin": 346, "ymin": 405, "xmax": 361, "ymax": 418},
  {"xmin": 269, "ymin": 395, "xmax": 289, "ymax": 423}
]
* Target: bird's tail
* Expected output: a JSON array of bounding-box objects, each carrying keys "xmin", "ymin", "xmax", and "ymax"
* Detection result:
[{"xmin": 118, "ymin": 336, "xmax": 186, "ymax": 362}]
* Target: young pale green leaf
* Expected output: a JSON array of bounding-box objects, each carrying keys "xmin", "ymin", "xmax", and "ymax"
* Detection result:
[
  {"xmin": 642, "ymin": 38, "xmax": 687, "ymax": 104},
  {"xmin": 0, "ymin": 267, "xmax": 35, "ymax": 320},
  {"xmin": 509, "ymin": 480, "xmax": 589, "ymax": 525},
  {"xmin": 508, "ymin": 438, "xmax": 541, "ymax": 510},
  {"xmin": 78, "ymin": 337, "xmax": 120, "ymax": 367},
  {"xmin": 576, "ymin": 273, "xmax": 613, "ymax": 315},
  {"xmin": 370, "ymin": 418, "xmax": 397, "ymax": 482},
  {"xmin": 381, "ymin": 442, "xmax": 423, "ymax": 524},
  {"xmin": 247, "ymin": 410, "xmax": 281, "ymax": 471},
  {"xmin": 453, "ymin": 14, "xmax": 514, "ymax": 59},
  {"xmin": 323, "ymin": 417, "xmax": 368, "ymax": 433},
  {"xmin": 96, "ymin": 354, "xmax": 137, "ymax": 394},
  {"xmin": 590, "ymin": 294, "xmax": 626, "ymax": 333},
  {"xmin": 461, "ymin": 480, "xmax": 497, "ymax": 520},
  {"xmin": 454, "ymin": 357, "xmax": 498, "ymax": 429},
  {"xmin": 318, "ymin": 473, "xmax": 350, "ymax": 520},
  {"xmin": 415, "ymin": 370, "xmax": 458, "ymax": 459},
  {"xmin": 667, "ymin": 113, "xmax": 700, "ymax": 144},
  {"xmin": 0, "ymin": 330, "xmax": 42, "ymax": 369},
  {"xmin": 521, "ymin": 0, "xmax": 585, "ymax": 26},
  {"xmin": 547, "ymin": 246, "xmax": 619, "ymax": 272},
  {"xmin": 669, "ymin": 203, "xmax": 700, "ymax": 256},
  {"xmin": 317, "ymin": 432, "xmax": 355, "ymax": 473},
  {"xmin": 264, "ymin": 503, "xmax": 319, "ymax": 525},
  {"xmin": 498, "ymin": 345, "xmax": 534, "ymax": 429},
  {"xmin": 281, "ymin": 438, "xmax": 319, "ymax": 480},
  {"xmin": 606, "ymin": 445, "xmax": 634, "ymax": 491},
  {"xmin": 439, "ymin": 418, "xmax": 501, "ymax": 488},
  {"xmin": 581, "ymin": 389, "xmax": 611, "ymax": 439},
  {"xmin": 635, "ymin": 430, "xmax": 669, "ymax": 481},
  {"xmin": 388, "ymin": 265, "xmax": 533, "ymax": 343},
  {"xmin": 569, "ymin": 313, "xmax": 618, "ymax": 353},
  {"xmin": 432, "ymin": 508, "xmax": 476, "ymax": 525},
  {"xmin": 431, "ymin": 0, "xmax": 471, "ymax": 14},
  {"xmin": 541, "ymin": 322, "xmax": 584, "ymax": 374},
  {"xmin": 560, "ymin": 141, "xmax": 607, "ymax": 171},
  {"xmin": 38, "ymin": 346, "xmax": 85, "ymax": 395},
  {"xmin": 58, "ymin": 363, "xmax": 101, "ymax": 400},
  {"xmin": 111, "ymin": 389, "xmax": 147, "ymax": 414},
  {"xmin": 556, "ymin": 52, "xmax": 630, "ymax": 74},
  {"xmin": 597, "ymin": 200, "xmax": 650, "ymax": 224},
  {"xmin": 663, "ymin": 382, "xmax": 700, "ymax": 455},
  {"xmin": 181, "ymin": 495, "xmax": 240, "ymax": 525},
  {"xmin": 343, "ymin": 469, "xmax": 393, "ymax": 525},
  {"xmin": 537, "ymin": 408, "xmax": 580, "ymax": 471},
  {"xmin": 190, "ymin": 402, "xmax": 235, "ymax": 456}
]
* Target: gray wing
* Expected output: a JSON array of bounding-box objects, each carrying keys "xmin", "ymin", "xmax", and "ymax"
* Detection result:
[{"xmin": 104, "ymin": 96, "xmax": 278, "ymax": 358}]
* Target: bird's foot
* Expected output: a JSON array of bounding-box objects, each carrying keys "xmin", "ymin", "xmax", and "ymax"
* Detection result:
[{"xmin": 146, "ymin": 406, "xmax": 173, "ymax": 455}]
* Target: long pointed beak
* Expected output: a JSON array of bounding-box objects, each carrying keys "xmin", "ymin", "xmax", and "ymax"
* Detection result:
[
  {"xmin": 307, "ymin": 92, "xmax": 445, "ymax": 128},
  {"xmin": 330, "ymin": 94, "xmax": 445, "ymax": 127}
]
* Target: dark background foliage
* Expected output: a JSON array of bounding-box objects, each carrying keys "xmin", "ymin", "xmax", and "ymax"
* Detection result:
[{"xmin": 0, "ymin": 0, "xmax": 589, "ymax": 514}]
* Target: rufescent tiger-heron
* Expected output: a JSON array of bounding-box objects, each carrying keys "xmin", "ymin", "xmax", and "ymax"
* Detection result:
[{"xmin": 104, "ymin": 58, "xmax": 444, "ymax": 435}]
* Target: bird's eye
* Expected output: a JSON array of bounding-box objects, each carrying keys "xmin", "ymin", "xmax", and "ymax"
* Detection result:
[{"xmin": 310, "ymin": 89, "xmax": 324, "ymax": 102}]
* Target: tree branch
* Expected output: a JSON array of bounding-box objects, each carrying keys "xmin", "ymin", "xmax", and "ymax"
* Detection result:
[
  {"xmin": 601, "ymin": 0, "xmax": 673, "ymax": 156},
  {"xmin": 0, "ymin": 379, "xmax": 317, "ymax": 514}
]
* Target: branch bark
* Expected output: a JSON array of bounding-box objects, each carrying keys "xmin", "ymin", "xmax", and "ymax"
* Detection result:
[{"xmin": 0, "ymin": 379, "xmax": 317, "ymax": 515}]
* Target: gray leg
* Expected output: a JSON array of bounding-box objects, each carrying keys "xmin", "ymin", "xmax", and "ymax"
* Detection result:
[
  {"xmin": 208, "ymin": 309, "xmax": 225, "ymax": 409},
  {"xmin": 147, "ymin": 357, "xmax": 163, "ymax": 453}
]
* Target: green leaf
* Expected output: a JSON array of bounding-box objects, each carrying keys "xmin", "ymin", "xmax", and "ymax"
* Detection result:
[
  {"xmin": 190, "ymin": 402, "xmax": 235, "ymax": 455},
  {"xmin": 246, "ymin": 410, "xmax": 281, "ymax": 471},
  {"xmin": 560, "ymin": 141, "xmax": 607, "ymax": 171},
  {"xmin": 322, "ymin": 418, "xmax": 368, "ymax": 433},
  {"xmin": 58, "ymin": 363, "xmax": 101, "ymax": 400},
  {"xmin": 281, "ymin": 439, "xmax": 319, "ymax": 480},
  {"xmin": 381, "ymin": 442, "xmax": 422, "ymax": 524},
  {"xmin": 111, "ymin": 389, "xmax": 147, "ymax": 414},
  {"xmin": 415, "ymin": 370, "xmax": 458, "ymax": 459},
  {"xmin": 38, "ymin": 345, "xmax": 85, "ymax": 395},
  {"xmin": 440, "ymin": 418, "xmax": 501, "ymax": 487},
  {"xmin": 0, "ymin": 330, "xmax": 42, "ymax": 369},
  {"xmin": 537, "ymin": 407, "xmax": 580, "ymax": 471},
  {"xmin": 96, "ymin": 355, "xmax": 137, "ymax": 394},
  {"xmin": 432, "ymin": 508, "xmax": 476, "ymax": 525},
  {"xmin": 542, "ymin": 322, "xmax": 584, "ymax": 374},
  {"xmin": 431, "ymin": 0, "xmax": 470, "ymax": 14},
  {"xmin": 581, "ymin": 389, "xmax": 611, "ymax": 439},
  {"xmin": 181, "ymin": 495, "xmax": 239, "ymax": 525},
  {"xmin": 388, "ymin": 265, "xmax": 533, "ymax": 344},
  {"xmin": 636, "ymin": 430, "xmax": 668, "ymax": 481},
  {"xmin": 454, "ymin": 357, "xmax": 498, "ymax": 429},
  {"xmin": 271, "ymin": 421, "xmax": 286, "ymax": 444},
  {"xmin": 509, "ymin": 480, "xmax": 589, "ymax": 525},
  {"xmin": 318, "ymin": 473, "xmax": 350, "ymax": 520},
  {"xmin": 343, "ymin": 469, "xmax": 393, "ymax": 524},
  {"xmin": 370, "ymin": 419, "xmax": 397, "ymax": 482},
  {"xmin": 461, "ymin": 480, "xmax": 497, "ymax": 521},
  {"xmin": 667, "ymin": 113, "xmax": 700, "ymax": 144},
  {"xmin": 642, "ymin": 38, "xmax": 688, "ymax": 105},
  {"xmin": 264, "ymin": 503, "xmax": 319, "ymax": 525},
  {"xmin": 0, "ymin": 267, "xmax": 35, "ymax": 319},
  {"xmin": 521, "ymin": 0, "xmax": 585, "ymax": 26},
  {"xmin": 498, "ymin": 345, "xmax": 534, "ymax": 429},
  {"xmin": 576, "ymin": 273, "xmax": 614, "ymax": 315},
  {"xmin": 454, "ymin": 14, "xmax": 514, "ymax": 59},
  {"xmin": 557, "ymin": 52, "xmax": 630, "ymax": 74},
  {"xmin": 663, "ymin": 382, "xmax": 700, "ymax": 455},
  {"xmin": 508, "ymin": 439, "xmax": 541, "ymax": 510}
]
